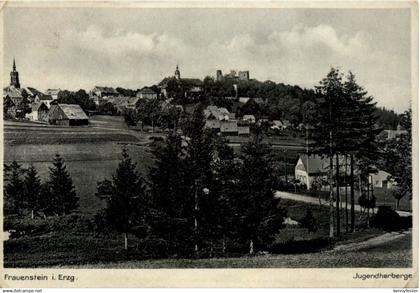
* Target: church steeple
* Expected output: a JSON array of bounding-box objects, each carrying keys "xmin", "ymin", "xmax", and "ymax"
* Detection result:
[
  {"xmin": 10, "ymin": 58, "xmax": 20, "ymax": 88},
  {"xmin": 174, "ymin": 64, "xmax": 181, "ymax": 80}
]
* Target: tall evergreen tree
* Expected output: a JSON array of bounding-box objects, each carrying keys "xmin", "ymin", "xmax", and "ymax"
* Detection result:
[
  {"xmin": 97, "ymin": 149, "xmax": 148, "ymax": 250},
  {"xmin": 149, "ymin": 133, "xmax": 194, "ymax": 255},
  {"xmin": 343, "ymin": 72, "xmax": 381, "ymax": 231},
  {"xmin": 48, "ymin": 154, "xmax": 78, "ymax": 215},
  {"xmin": 312, "ymin": 67, "xmax": 344, "ymax": 237},
  {"xmin": 235, "ymin": 135, "xmax": 285, "ymax": 254},
  {"xmin": 23, "ymin": 165, "xmax": 43, "ymax": 219}
]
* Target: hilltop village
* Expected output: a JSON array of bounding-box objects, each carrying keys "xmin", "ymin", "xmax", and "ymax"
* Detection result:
[{"xmin": 3, "ymin": 58, "xmax": 412, "ymax": 266}]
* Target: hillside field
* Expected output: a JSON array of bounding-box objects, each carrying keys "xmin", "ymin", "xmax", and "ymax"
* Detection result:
[{"xmin": 4, "ymin": 116, "xmax": 154, "ymax": 214}]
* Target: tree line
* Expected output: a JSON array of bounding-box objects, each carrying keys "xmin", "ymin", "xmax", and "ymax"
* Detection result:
[{"xmin": 4, "ymin": 154, "xmax": 79, "ymax": 218}]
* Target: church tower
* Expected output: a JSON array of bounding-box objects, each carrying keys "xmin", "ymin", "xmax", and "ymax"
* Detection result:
[
  {"xmin": 10, "ymin": 58, "xmax": 20, "ymax": 88},
  {"xmin": 174, "ymin": 64, "xmax": 181, "ymax": 80}
]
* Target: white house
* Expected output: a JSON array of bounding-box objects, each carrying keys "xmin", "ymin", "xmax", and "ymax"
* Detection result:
[
  {"xmin": 369, "ymin": 170, "xmax": 396, "ymax": 189},
  {"xmin": 295, "ymin": 154, "xmax": 329, "ymax": 190}
]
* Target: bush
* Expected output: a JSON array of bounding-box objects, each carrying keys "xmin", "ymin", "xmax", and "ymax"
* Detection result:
[
  {"xmin": 300, "ymin": 209, "xmax": 318, "ymax": 232},
  {"xmin": 268, "ymin": 237, "xmax": 334, "ymax": 254},
  {"xmin": 372, "ymin": 206, "xmax": 411, "ymax": 231}
]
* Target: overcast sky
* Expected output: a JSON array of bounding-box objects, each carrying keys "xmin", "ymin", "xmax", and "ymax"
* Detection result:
[{"xmin": 3, "ymin": 7, "xmax": 412, "ymax": 112}]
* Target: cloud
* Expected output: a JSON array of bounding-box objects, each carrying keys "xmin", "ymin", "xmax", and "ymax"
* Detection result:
[
  {"xmin": 6, "ymin": 22, "xmax": 410, "ymax": 111},
  {"xmin": 63, "ymin": 25, "xmax": 156, "ymax": 57}
]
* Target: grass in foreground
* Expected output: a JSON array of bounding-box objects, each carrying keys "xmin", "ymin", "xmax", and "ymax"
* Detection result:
[{"xmin": 55, "ymin": 233, "xmax": 411, "ymax": 269}]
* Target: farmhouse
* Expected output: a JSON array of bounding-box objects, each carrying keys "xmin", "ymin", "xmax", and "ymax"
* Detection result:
[
  {"xmin": 48, "ymin": 104, "xmax": 89, "ymax": 126},
  {"xmin": 295, "ymin": 154, "xmax": 329, "ymax": 190},
  {"xmin": 26, "ymin": 102, "xmax": 49, "ymax": 122}
]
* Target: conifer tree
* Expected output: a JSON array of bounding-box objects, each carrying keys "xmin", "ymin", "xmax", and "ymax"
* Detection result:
[
  {"xmin": 97, "ymin": 149, "xmax": 148, "ymax": 250},
  {"xmin": 235, "ymin": 135, "xmax": 284, "ymax": 254},
  {"xmin": 343, "ymin": 72, "xmax": 381, "ymax": 231},
  {"xmin": 149, "ymin": 133, "xmax": 194, "ymax": 255},
  {"xmin": 23, "ymin": 165, "xmax": 43, "ymax": 219},
  {"xmin": 48, "ymin": 154, "xmax": 78, "ymax": 215},
  {"xmin": 312, "ymin": 67, "xmax": 344, "ymax": 237}
]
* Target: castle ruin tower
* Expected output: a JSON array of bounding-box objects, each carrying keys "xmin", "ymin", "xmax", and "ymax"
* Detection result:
[
  {"xmin": 174, "ymin": 64, "xmax": 181, "ymax": 80},
  {"xmin": 10, "ymin": 58, "xmax": 21, "ymax": 88}
]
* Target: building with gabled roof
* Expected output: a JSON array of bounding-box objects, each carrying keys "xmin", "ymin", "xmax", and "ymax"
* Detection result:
[
  {"xmin": 295, "ymin": 154, "xmax": 329, "ymax": 190},
  {"xmin": 48, "ymin": 104, "xmax": 89, "ymax": 126},
  {"xmin": 26, "ymin": 102, "xmax": 49, "ymax": 122}
]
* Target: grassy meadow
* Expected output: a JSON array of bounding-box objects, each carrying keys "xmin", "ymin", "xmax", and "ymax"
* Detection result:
[{"xmin": 4, "ymin": 116, "xmax": 154, "ymax": 214}]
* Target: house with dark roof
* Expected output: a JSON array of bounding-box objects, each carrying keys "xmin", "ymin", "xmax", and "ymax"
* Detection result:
[
  {"xmin": 48, "ymin": 104, "xmax": 89, "ymax": 126},
  {"xmin": 295, "ymin": 154, "xmax": 329, "ymax": 190},
  {"xmin": 26, "ymin": 102, "xmax": 49, "ymax": 122},
  {"xmin": 34, "ymin": 94, "xmax": 54, "ymax": 108}
]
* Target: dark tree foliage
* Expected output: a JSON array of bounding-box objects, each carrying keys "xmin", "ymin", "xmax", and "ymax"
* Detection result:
[
  {"xmin": 48, "ymin": 154, "xmax": 79, "ymax": 215},
  {"xmin": 149, "ymin": 134, "xmax": 195, "ymax": 255},
  {"xmin": 375, "ymin": 107, "xmax": 400, "ymax": 130},
  {"xmin": 115, "ymin": 87, "xmax": 137, "ymax": 97},
  {"xmin": 381, "ymin": 109, "xmax": 412, "ymax": 207},
  {"xmin": 234, "ymin": 135, "xmax": 285, "ymax": 253},
  {"xmin": 23, "ymin": 165, "xmax": 43, "ymax": 218},
  {"xmin": 300, "ymin": 209, "xmax": 318, "ymax": 232},
  {"xmin": 57, "ymin": 89, "xmax": 97, "ymax": 112},
  {"xmin": 4, "ymin": 161, "xmax": 25, "ymax": 215},
  {"xmin": 123, "ymin": 109, "xmax": 138, "ymax": 126},
  {"xmin": 96, "ymin": 149, "xmax": 149, "ymax": 249},
  {"xmin": 98, "ymin": 102, "xmax": 118, "ymax": 115}
]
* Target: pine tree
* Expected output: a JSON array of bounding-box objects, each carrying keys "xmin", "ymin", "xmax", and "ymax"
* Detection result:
[
  {"xmin": 235, "ymin": 135, "xmax": 285, "ymax": 254},
  {"xmin": 98, "ymin": 149, "xmax": 148, "ymax": 250},
  {"xmin": 48, "ymin": 154, "xmax": 78, "ymax": 215},
  {"xmin": 149, "ymin": 133, "xmax": 194, "ymax": 255},
  {"xmin": 343, "ymin": 72, "xmax": 381, "ymax": 231},
  {"xmin": 206, "ymin": 136, "xmax": 240, "ymax": 254},
  {"xmin": 185, "ymin": 104, "xmax": 215, "ymax": 255},
  {"xmin": 4, "ymin": 161, "xmax": 25, "ymax": 215},
  {"xmin": 311, "ymin": 67, "xmax": 344, "ymax": 237},
  {"xmin": 23, "ymin": 165, "xmax": 42, "ymax": 219}
]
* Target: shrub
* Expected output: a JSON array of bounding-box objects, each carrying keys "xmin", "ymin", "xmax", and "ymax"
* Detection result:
[
  {"xmin": 371, "ymin": 206, "xmax": 411, "ymax": 231},
  {"xmin": 300, "ymin": 209, "xmax": 318, "ymax": 232}
]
